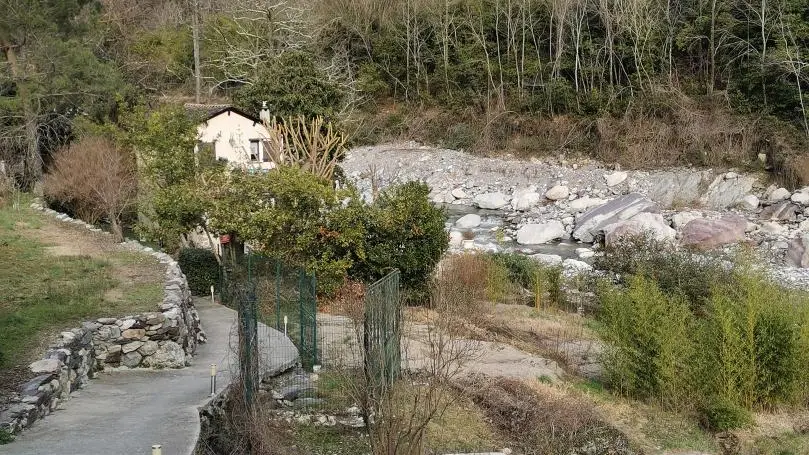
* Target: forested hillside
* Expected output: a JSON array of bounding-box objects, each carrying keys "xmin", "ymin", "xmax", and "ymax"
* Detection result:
[{"xmin": 2, "ymin": 0, "xmax": 809, "ymax": 188}]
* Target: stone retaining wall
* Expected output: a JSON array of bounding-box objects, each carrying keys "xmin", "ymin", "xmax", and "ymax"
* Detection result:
[{"xmin": 0, "ymin": 203, "xmax": 206, "ymax": 436}]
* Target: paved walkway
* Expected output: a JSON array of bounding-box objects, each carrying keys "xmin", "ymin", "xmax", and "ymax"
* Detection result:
[{"xmin": 6, "ymin": 298, "xmax": 298, "ymax": 455}]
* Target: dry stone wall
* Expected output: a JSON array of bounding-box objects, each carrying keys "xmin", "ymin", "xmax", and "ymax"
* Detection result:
[{"xmin": 0, "ymin": 202, "xmax": 206, "ymax": 436}]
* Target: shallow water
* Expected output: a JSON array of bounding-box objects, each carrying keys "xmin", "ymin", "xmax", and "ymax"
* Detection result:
[{"xmin": 441, "ymin": 203, "xmax": 582, "ymax": 259}]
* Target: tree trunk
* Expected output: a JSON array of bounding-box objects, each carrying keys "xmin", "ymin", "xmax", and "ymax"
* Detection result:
[{"xmin": 191, "ymin": 0, "xmax": 202, "ymax": 103}]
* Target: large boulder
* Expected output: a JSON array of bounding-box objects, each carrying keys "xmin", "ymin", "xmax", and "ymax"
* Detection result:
[
  {"xmin": 572, "ymin": 193, "xmax": 658, "ymax": 243},
  {"xmin": 787, "ymin": 235, "xmax": 809, "ymax": 268},
  {"xmin": 142, "ymin": 341, "xmax": 186, "ymax": 369},
  {"xmin": 602, "ymin": 213, "xmax": 675, "ymax": 246},
  {"xmin": 671, "ymin": 211, "xmax": 702, "ymax": 229},
  {"xmin": 680, "ymin": 215, "xmax": 747, "ymax": 250},
  {"xmin": 740, "ymin": 195, "xmax": 759, "ymax": 210},
  {"xmin": 455, "ymin": 214, "xmax": 481, "ymax": 229},
  {"xmin": 759, "ymin": 201, "xmax": 799, "ymax": 222},
  {"xmin": 699, "ymin": 174, "xmax": 755, "ymax": 209},
  {"xmin": 648, "ymin": 170, "xmax": 708, "ymax": 207},
  {"xmin": 516, "ymin": 221, "xmax": 565, "ymax": 245},
  {"xmin": 473, "ymin": 192, "xmax": 509, "ymax": 210}
]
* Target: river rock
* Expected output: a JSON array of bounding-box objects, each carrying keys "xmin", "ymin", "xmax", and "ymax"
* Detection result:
[
  {"xmin": 473, "ymin": 192, "xmax": 509, "ymax": 209},
  {"xmin": 449, "ymin": 231, "xmax": 463, "ymax": 248},
  {"xmin": 604, "ymin": 171, "xmax": 628, "ymax": 187},
  {"xmin": 122, "ymin": 341, "xmax": 144, "ymax": 354},
  {"xmin": 530, "ymin": 253, "xmax": 563, "ymax": 266},
  {"xmin": 680, "ymin": 215, "xmax": 747, "ymax": 250},
  {"xmin": 545, "ymin": 185, "xmax": 569, "ymax": 201},
  {"xmin": 516, "ymin": 221, "xmax": 565, "ymax": 245},
  {"xmin": 603, "ymin": 212, "xmax": 675, "ymax": 246},
  {"xmin": 648, "ymin": 170, "xmax": 708, "ymax": 207},
  {"xmin": 455, "ymin": 214, "xmax": 482, "ymax": 229},
  {"xmin": 740, "ymin": 195, "xmax": 759, "ymax": 210},
  {"xmin": 671, "ymin": 211, "xmax": 702, "ymax": 229},
  {"xmin": 451, "ymin": 188, "xmax": 468, "ymax": 199},
  {"xmin": 760, "ymin": 221, "xmax": 787, "ymax": 235},
  {"xmin": 769, "ymin": 187, "xmax": 791, "ymax": 202},
  {"xmin": 787, "ymin": 235, "xmax": 809, "ymax": 268},
  {"xmin": 512, "ymin": 191, "xmax": 541, "ymax": 211},
  {"xmin": 760, "ymin": 201, "xmax": 799, "ymax": 222},
  {"xmin": 568, "ymin": 196, "xmax": 606, "ymax": 212},
  {"xmin": 572, "ymin": 193, "xmax": 658, "ymax": 243},
  {"xmin": 700, "ymin": 174, "xmax": 755, "ymax": 208},
  {"xmin": 792, "ymin": 192, "xmax": 809, "ymax": 205}
]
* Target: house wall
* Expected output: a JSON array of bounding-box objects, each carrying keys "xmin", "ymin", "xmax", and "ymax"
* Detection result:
[{"xmin": 197, "ymin": 111, "xmax": 275, "ymax": 171}]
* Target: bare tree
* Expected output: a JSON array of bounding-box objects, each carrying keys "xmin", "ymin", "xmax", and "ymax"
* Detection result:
[{"xmin": 44, "ymin": 136, "xmax": 138, "ymax": 241}]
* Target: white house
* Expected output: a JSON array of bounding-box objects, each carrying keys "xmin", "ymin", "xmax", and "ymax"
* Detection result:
[{"xmin": 188, "ymin": 103, "xmax": 275, "ymax": 171}]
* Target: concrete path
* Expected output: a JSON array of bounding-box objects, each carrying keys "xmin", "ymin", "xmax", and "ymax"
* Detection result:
[{"xmin": 6, "ymin": 298, "xmax": 298, "ymax": 455}]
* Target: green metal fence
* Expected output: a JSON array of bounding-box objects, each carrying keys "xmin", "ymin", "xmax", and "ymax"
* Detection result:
[
  {"xmin": 219, "ymin": 254, "xmax": 318, "ymax": 369},
  {"xmin": 364, "ymin": 269, "xmax": 402, "ymax": 398}
]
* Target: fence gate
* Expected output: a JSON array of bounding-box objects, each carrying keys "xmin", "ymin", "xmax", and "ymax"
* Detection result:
[{"xmin": 364, "ymin": 269, "xmax": 402, "ymax": 397}]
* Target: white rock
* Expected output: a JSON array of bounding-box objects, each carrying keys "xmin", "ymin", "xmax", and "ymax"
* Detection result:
[
  {"xmin": 545, "ymin": 185, "xmax": 569, "ymax": 201},
  {"xmin": 455, "ymin": 214, "xmax": 482, "ymax": 229},
  {"xmin": 516, "ymin": 221, "xmax": 565, "ymax": 245},
  {"xmin": 604, "ymin": 171, "xmax": 628, "ymax": 187},
  {"xmin": 530, "ymin": 253, "xmax": 563, "ymax": 266},
  {"xmin": 725, "ymin": 172, "xmax": 739, "ymax": 179},
  {"xmin": 800, "ymin": 219, "xmax": 809, "ymax": 232},
  {"xmin": 792, "ymin": 192, "xmax": 809, "ymax": 205},
  {"xmin": 760, "ymin": 221, "xmax": 787, "ymax": 235},
  {"xmin": 29, "ymin": 359, "xmax": 61, "ymax": 375},
  {"xmin": 576, "ymin": 248, "xmax": 595, "ymax": 259},
  {"xmin": 451, "ymin": 188, "xmax": 468, "ymax": 199},
  {"xmin": 740, "ymin": 195, "xmax": 759, "ymax": 210},
  {"xmin": 563, "ymin": 259, "xmax": 593, "ymax": 274},
  {"xmin": 568, "ymin": 196, "xmax": 606, "ymax": 212},
  {"xmin": 449, "ymin": 231, "xmax": 463, "ymax": 248},
  {"xmin": 671, "ymin": 211, "xmax": 702, "ymax": 229},
  {"xmin": 512, "ymin": 192, "xmax": 541, "ymax": 211},
  {"xmin": 603, "ymin": 212, "xmax": 676, "ymax": 246},
  {"xmin": 473, "ymin": 192, "xmax": 510, "ymax": 209},
  {"xmin": 770, "ymin": 187, "xmax": 791, "ymax": 202}
]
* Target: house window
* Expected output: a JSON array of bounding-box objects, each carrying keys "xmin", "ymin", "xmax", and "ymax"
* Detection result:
[{"xmin": 249, "ymin": 139, "xmax": 260, "ymax": 161}]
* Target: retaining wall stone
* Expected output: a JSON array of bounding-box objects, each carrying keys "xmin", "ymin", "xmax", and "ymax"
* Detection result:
[{"xmin": 0, "ymin": 202, "xmax": 206, "ymax": 436}]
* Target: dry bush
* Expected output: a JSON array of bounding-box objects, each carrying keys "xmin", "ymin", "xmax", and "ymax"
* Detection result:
[
  {"xmin": 0, "ymin": 161, "xmax": 16, "ymax": 207},
  {"xmin": 435, "ymin": 253, "xmax": 504, "ymax": 320},
  {"xmin": 44, "ymin": 136, "xmax": 137, "ymax": 241},
  {"xmin": 457, "ymin": 376, "xmax": 635, "ymax": 455},
  {"xmin": 596, "ymin": 89, "xmax": 759, "ymax": 168},
  {"xmin": 262, "ymin": 116, "xmax": 347, "ymax": 180}
]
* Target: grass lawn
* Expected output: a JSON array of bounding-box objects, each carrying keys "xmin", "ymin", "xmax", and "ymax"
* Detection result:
[{"xmin": 0, "ymin": 198, "xmax": 162, "ymax": 369}]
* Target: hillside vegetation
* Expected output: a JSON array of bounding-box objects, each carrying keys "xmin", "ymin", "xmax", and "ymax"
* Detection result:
[{"xmin": 2, "ymin": 0, "xmax": 809, "ymax": 189}]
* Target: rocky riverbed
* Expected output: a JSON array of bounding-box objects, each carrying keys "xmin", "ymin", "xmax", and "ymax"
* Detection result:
[{"xmin": 342, "ymin": 142, "xmax": 809, "ymax": 288}]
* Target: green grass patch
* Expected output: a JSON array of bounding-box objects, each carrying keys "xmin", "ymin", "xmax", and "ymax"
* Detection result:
[
  {"xmin": 293, "ymin": 425, "xmax": 370, "ymax": 455},
  {"xmin": 0, "ymin": 202, "xmax": 161, "ymax": 367}
]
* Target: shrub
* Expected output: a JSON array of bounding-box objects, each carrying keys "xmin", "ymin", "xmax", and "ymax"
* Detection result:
[
  {"xmin": 489, "ymin": 252, "xmax": 563, "ymax": 307},
  {"xmin": 43, "ymin": 136, "xmax": 138, "ymax": 241},
  {"xmin": 178, "ymin": 248, "xmax": 220, "ymax": 296},
  {"xmin": 700, "ymin": 398, "xmax": 752, "ymax": 432},
  {"xmin": 597, "ymin": 275, "xmax": 695, "ymax": 408},
  {"xmin": 0, "ymin": 428, "xmax": 14, "ymax": 444},
  {"xmin": 354, "ymin": 182, "xmax": 448, "ymax": 294},
  {"xmin": 594, "ymin": 234, "xmax": 731, "ymax": 311}
]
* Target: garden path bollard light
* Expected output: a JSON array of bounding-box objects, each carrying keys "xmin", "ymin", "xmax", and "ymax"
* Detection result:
[
  {"xmin": 210, "ymin": 285, "xmax": 215, "ymax": 304},
  {"xmin": 210, "ymin": 364, "xmax": 217, "ymax": 396},
  {"xmin": 151, "ymin": 444, "xmax": 162, "ymax": 455},
  {"xmin": 284, "ymin": 315, "xmax": 288, "ymax": 338}
]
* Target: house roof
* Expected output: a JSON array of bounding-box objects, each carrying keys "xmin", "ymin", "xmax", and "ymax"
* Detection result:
[{"xmin": 184, "ymin": 103, "xmax": 263, "ymax": 124}]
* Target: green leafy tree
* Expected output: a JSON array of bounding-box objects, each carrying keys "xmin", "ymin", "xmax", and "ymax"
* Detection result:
[
  {"xmin": 124, "ymin": 103, "xmax": 221, "ymax": 251},
  {"xmin": 231, "ymin": 51, "xmax": 344, "ymax": 120},
  {"xmin": 354, "ymin": 182, "xmax": 449, "ymax": 293},
  {"xmin": 208, "ymin": 166, "xmax": 366, "ymax": 295}
]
